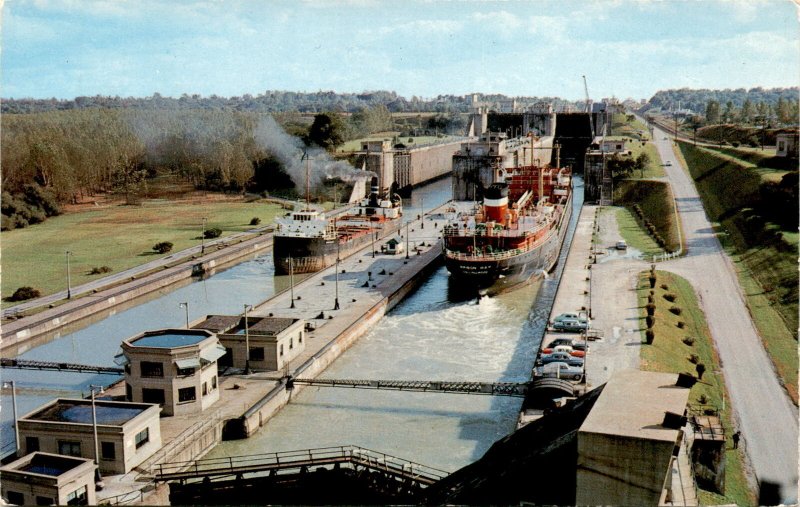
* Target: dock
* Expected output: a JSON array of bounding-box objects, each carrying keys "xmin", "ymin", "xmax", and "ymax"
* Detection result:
[{"xmin": 96, "ymin": 212, "xmax": 446, "ymax": 504}]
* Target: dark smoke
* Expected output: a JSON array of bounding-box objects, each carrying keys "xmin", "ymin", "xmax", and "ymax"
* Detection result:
[{"xmin": 254, "ymin": 116, "xmax": 373, "ymax": 191}]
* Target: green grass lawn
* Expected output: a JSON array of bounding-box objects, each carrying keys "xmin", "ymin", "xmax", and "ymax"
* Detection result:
[
  {"xmin": 613, "ymin": 207, "xmax": 663, "ymax": 258},
  {"xmin": 2, "ymin": 199, "xmax": 285, "ymax": 306},
  {"xmin": 610, "ymin": 113, "xmax": 650, "ymax": 140},
  {"xmin": 696, "ymin": 146, "xmax": 790, "ymax": 183},
  {"xmin": 614, "ymin": 179, "xmax": 681, "ymax": 253},
  {"xmin": 638, "ymin": 270, "xmax": 756, "ymax": 506}
]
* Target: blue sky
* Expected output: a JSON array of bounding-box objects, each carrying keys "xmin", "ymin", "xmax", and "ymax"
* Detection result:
[{"xmin": 2, "ymin": 0, "xmax": 798, "ymax": 101}]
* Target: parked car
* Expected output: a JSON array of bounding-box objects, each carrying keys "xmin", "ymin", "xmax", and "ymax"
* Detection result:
[
  {"xmin": 665, "ymin": 161, "xmax": 672, "ymax": 166},
  {"xmin": 615, "ymin": 240, "xmax": 628, "ymax": 250},
  {"xmin": 539, "ymin": 352, "xmax": 584, "ymax": 367},
  {"xmin": 541, "ymin": 345, "xmax": 585, "ymax": 358},
  {"xmin": 534, "ymin": 362, "xmax": 583, "ymax": 381},
  {"xmin": 547, "ymin": 337, "xmax": 589, "ymax": 352},
  {"xmin": 552, "ymin": 319, "xmax": 589, "ymax": 332}
]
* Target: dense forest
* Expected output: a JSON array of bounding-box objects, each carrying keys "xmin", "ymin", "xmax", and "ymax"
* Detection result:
[
  {"xmin": 2, "ymin": 91, "xmax": 577, "ymax": 115},
  {"xmin": 645, "ymin": 87, "xmax": 798, "ymax": 121}
]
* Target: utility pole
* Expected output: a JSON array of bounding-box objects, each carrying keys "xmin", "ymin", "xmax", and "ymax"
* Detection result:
[{"xmin": 201, "ymin": 217, "xmax": 207, "ymax": 254}]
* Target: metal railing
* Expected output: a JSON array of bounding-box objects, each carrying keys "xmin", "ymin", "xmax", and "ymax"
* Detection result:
[
  {"xmin": 153, "ymin": 445, "xmax": 449, "ymax": 486},
  {"xmin": 0, "ymin": 358, "xmax": 123, "ymax": 375},
  {"xmin": 99, "ymin": 489, "xmax": 145, "ymax": 506}
]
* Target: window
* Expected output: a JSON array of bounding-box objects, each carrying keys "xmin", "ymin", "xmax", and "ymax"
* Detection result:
[
  {"xmin": 101, "ymin": 441, "xmax": 116, "ymax": 460},
  {"xmin": 140, "ymin": 361, "xmax": 163, "ymax": 378},
  {"xmin": 26, "ymin": 436, "xmax": 40, "ymax": 453},
  {"xmin": 178, "ymin": 387, "xmax": 196, "ymax": 403},
  {"xmin": 249, "ymin": 347, "xmax": 265, "ymax": 361},
  {"xmin": 6, "ymin": 491, "xmax": 24, "ymax": 505},
  {"xmin": 36, "ymin": 496, "xmax": 54, "ymax": 506},
  {"xmin": 202, "ymin": 382, "xmax": 208, "ymax": 396},
  {"xmin": 298, "ymin": 332, "xmax": 303, "ymax": 344},
  {"xmin": 142, "ymin": 388, "xmax": 165, "ymax": 405},
  {"xmin": 58, "ymin": 440, "xmax": 81, "ymax": 457},
  {"xmin": 279, "ymin": 344, "xmax": 284, "ymax": 357},
  {"xmin": 289, "ymin": 338, "xmax": 293, "ymax": 350},
  {"xmin": 211, "ymin": 376, "xmax": 217, "ymax": 389},
  {"xmin": 135, "ymin": 428, "xmax": 149, "ymax": 449},
  {"xmin": 66, "ymin": 485, "xmax": 88, "ymax": 506},
  {"xmin": 125, "ymin": 383, "xmax": 132, "ymax": 401},
  {"xmin": 176, "ymin": 367, "xmax": 195, "ymax": 377}
]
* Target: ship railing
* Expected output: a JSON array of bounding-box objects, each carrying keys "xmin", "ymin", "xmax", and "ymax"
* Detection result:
[{"xmin": 444, "ymin": 248, "xmax": 524, "ymax": 261}]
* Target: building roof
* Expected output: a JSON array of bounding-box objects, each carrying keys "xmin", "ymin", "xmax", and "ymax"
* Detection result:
[
  {"xmin": 129, "ymin": 330, "xmax": 211, "ymax": 348},
  {"xmin": 247, "ymin": 317, "xmax": 297, "ymax": 336},
  {"xmin": 579, "ymin": 370, "xmax": 690, "ymax": 442},
  {"xmin": 1, "ymin": 452, "xmax": 95, "ymax": 478},
  {"xmin": 193, "ymin": 315, "xmax": 242, "ymax": 333},
  {"xmin": 23, "ymin": 399, "xmax": 152, "ymax": 426}
]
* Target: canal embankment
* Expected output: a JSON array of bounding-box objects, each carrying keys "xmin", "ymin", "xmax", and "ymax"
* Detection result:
[{"xmin": 0, "ymin": 232, "xmax": 275, "ymax": 352}]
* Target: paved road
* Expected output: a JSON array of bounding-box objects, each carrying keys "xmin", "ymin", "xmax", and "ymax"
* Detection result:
[{"xmin": 651, "ymin": 126, "xmax": 798, "ymax": 504}]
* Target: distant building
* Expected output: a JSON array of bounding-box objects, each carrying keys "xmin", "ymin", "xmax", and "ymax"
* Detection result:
[
  {"xmin": 17, "ymin": 399, "xmax": 161, "ymax": 475},
  {"xmin": 776, "ymin": 131, "xmax": 798, "ymax": 158},
  {"xmin": 192, "ymin": 315, "xmax": 306, "ymax": 371},
  {"xmin": 1, "ymin": 452, "xmax": 97, "ymax": 506},
  {"xmin": 119, "ymin": 329, "xmax": 224, "ymax": 416}
]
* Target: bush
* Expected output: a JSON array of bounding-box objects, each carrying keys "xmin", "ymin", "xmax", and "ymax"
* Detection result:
[
  {"xmin": 698, "ymin": 394, "xmax": 708, "ymax": 404},
  {"xmin": 682, "ymin": 336, "xmax": 695, "ymax": 346},
  {"xmin": 647, "ymin": 294, "xmax": 654, "ymax": 304},
  {"xmin": 204, "ymin": 227, "xmax": 222, "ymax": 239},
  {"xmin": 669, "ymin": 306, "xmax": 682, "ymax": 315},
  {"xmin": 688, "ymin": 353, "xmax": 699, "ymax": 364},
  {"xmin": 677, "ymin": 321, "xmax": 686, "ymax": 329},
  {"xmin": 663, "ymin": 293, "xmax": 677, "ymax": 302},
  {"xmin": 646, "ymin": 303, "xmax": 656, "ymax": 316},
  {"xmin": 249, "ymin": 217, "xmax": 261, "ymax": 226},
  {"xmin": 153, "ymin": 241, "xmax": 173, "ymax": 254},
  {"xmin": 89, "ymin": 266, "xmax": 113, "ymax": 275},
  {"xmin": 645, "ymin": 329, "xmax": 655, "ymax": 344},
  {"xmin": 695, "ymin": 362, "xmax": 706, "ymax": 379},
  {"xmin": 646, "ymin": 315, "xmax": 655, "ymax": 329},
  {"xmin": 8, "ymin": 286, "xmax": 41, "ymax": 301},
  {"xmin": 649, "ymin": 276, "xmax": 657, "ymax": 288},
  {"xmin": 660, "ymin": 284, "xmax": 669, "ymax": 290}
]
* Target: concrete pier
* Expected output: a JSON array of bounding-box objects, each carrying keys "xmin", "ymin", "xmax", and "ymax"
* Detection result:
[{"xmin": 98, "ymin": 213, "xmax": 445, "ymax": 503}]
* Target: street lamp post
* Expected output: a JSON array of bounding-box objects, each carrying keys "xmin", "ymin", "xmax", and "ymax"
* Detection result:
[
  {"xmin": 201, "ymin": 217, "xmax": 207, "ymax": 254},
  {"xmin": 334, "ymin": 257, "xmax": 340, "ymax": 310},
  {"xmin": 405, "ymin": 222, "xmax": 410, "ymax": 260},
  {"xmin": 178, "ymin": 302, "xmax": 189, "ymax": 328},
  {"xmin": 66, "ymin": 251, "xmax": 73, "ymax": 299},
  {"xmin": 243, "ymin": 304, "xmax": 252, "ymax": 374},
  {"xmin": 420, "ymin": 196, "xmax": 424, "ymax": 229},
  {"xmin": 289, "ymin": 255, "xmax": 295, "ymax": 309},
  {"xmin": 89, "ymin": 384, "xmax": 105, "ymax": 479},
  {"xmin": 371, "ymin": 231, "xmax": 376, "ymax": 258},
  {"xmin": 3, "ymin": 381, "xmax": 19, "ymax": 457}
]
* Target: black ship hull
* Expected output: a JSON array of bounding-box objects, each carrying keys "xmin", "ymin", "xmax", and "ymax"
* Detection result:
[
  {"xmin": 444, "ymin": 194, "xmax": 572, "ymax": 296},
  {"xmin": 274, "ymin": 219, "xmax": 401, "ymax": 274}
]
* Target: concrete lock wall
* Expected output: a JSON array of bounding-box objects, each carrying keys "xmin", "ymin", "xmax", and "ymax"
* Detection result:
[
  {"xmin": 1, "ymin": 237, "xmax": 272, "ymax": 351},
  {"xmin": 576, "ymin": 432, "xmax": 674, "ymax": 506},
  {"xmin": 233, "ymin": 246, "xmax": 442, "ymax": 440}
]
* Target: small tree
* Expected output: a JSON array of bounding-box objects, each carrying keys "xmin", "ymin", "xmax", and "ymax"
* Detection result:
[
  {"xmin": 153, "ymin": 241, "xmax": 173, "ymax": 254},
  {"xmin": 204, "ymin": 228, "xmax": 222, "ymax": 239},
  {"xmin": 249, "ymin": 217, "xmax": 261, "ymax": 226},
  {"xmin": 695, "ymin": 362, "xmax": 706, "ymax": 379},
  {"xmin": 645, "ymin": 329, "xmax": 655, "ymax": 344},
  {"xmin": 646, "ymin": 303, "xmax": 656, "ymax": 316}
]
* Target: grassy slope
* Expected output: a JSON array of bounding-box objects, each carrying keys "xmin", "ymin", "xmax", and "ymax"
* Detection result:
[
  {"xmin": 2, "ymin": 199, "xmax": 284, "ymax": 305},
  {"xmin": 614, "ymin": 179, "xmax": 681, "ymax": 253},
  {"xmin": 638, "ymin": 271, "xmax": 756, "ymax": 506},
  {"xmin": 676, "ymin": 142, "xmax": 797, "ymax": 403},
  {"xmin": 613, "ymin": 207, "xmax": 662, "ymax": 258}
]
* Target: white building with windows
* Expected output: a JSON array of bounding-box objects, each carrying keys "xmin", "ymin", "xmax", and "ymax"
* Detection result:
[
  {"xmin": 118, "ymin": 328, "xmax": 224, "ymax": 416},
  {"xmin": 16, "ymin": 399, "xmax": 161, "ymax": 475},
  {"xmin": 192, "ymin": 315, "xmax": 306, "ymax": 371},
  {"xmin": 1, "ymin": 452, "xmax": 97, "ymax": 506}
]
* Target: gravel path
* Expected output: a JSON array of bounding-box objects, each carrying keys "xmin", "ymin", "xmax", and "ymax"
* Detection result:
[{"xmin": 651, "ymin": 127, "xmax": 798, "ymax": 504}]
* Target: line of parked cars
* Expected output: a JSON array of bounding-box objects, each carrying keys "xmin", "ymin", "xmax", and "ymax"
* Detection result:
[{"xmin": 551, "ymin": 312, "xmax": 589, "ymax": 332}]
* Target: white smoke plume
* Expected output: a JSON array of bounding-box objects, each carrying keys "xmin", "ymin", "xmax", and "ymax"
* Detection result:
[{"xmin": 253, "ymin": 116, "xmax": 373, "ymax": 192}]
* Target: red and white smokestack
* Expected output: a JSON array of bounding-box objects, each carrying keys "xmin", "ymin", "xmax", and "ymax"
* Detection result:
[{"xmin": 483, "ymin": 183, "xmax": 509, "ymax": 226}]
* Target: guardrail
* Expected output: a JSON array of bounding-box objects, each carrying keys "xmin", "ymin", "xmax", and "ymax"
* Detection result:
[{"xmin": 153, "ymin": 445, "xmax": 449, "ymax": 486}]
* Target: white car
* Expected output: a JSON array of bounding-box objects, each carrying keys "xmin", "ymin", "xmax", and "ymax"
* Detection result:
[
  {"xmin": 534, "ymin": 362, "xmax": 583, "ymax": 381},
  {"xmin": 665, "ymin": 161, "xmax": 672, "ymax": 166},
  {"xmin": 615, "ymin": 240, "xmax": 628, "ymax": 250}
]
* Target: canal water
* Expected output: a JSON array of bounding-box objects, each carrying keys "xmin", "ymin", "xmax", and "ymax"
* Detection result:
[
  {"xmin": 204, "ymin": 177, "xmax": 585, "ymax": 473},
  {"xmin": 0, "ymin": 179, "xmax": 451, "ymax": 455},
  {"xmin": 2, "ymin": 175, "xmax": 583, "ymax": 469}
]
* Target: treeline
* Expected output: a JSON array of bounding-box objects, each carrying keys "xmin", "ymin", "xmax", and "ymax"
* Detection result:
[
  {"xmin": 2, "ymin": 90, "xmax": 577, "ymax": 115},
  {"xmin": 646, "ymin": 87, "xmax": 798, "ymax": 117}
]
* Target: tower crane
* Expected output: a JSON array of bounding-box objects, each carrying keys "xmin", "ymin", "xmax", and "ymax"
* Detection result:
[{"xmin": 583, "ymin": 75, "xmax": 595, "ymax": 139}]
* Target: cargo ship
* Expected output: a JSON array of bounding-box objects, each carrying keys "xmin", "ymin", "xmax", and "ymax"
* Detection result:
[
  {"xmin": 274, "ymin": 143, "xmax": 403, "ymax": 275},
  {"xmin": 442, "ymin": 163, "xmax": 572, "ymax": 295}
]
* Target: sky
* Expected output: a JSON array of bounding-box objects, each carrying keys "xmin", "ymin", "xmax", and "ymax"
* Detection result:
[{"xmin": 1, "ymin": 0, "xmax": 798, "ymax": 101}]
